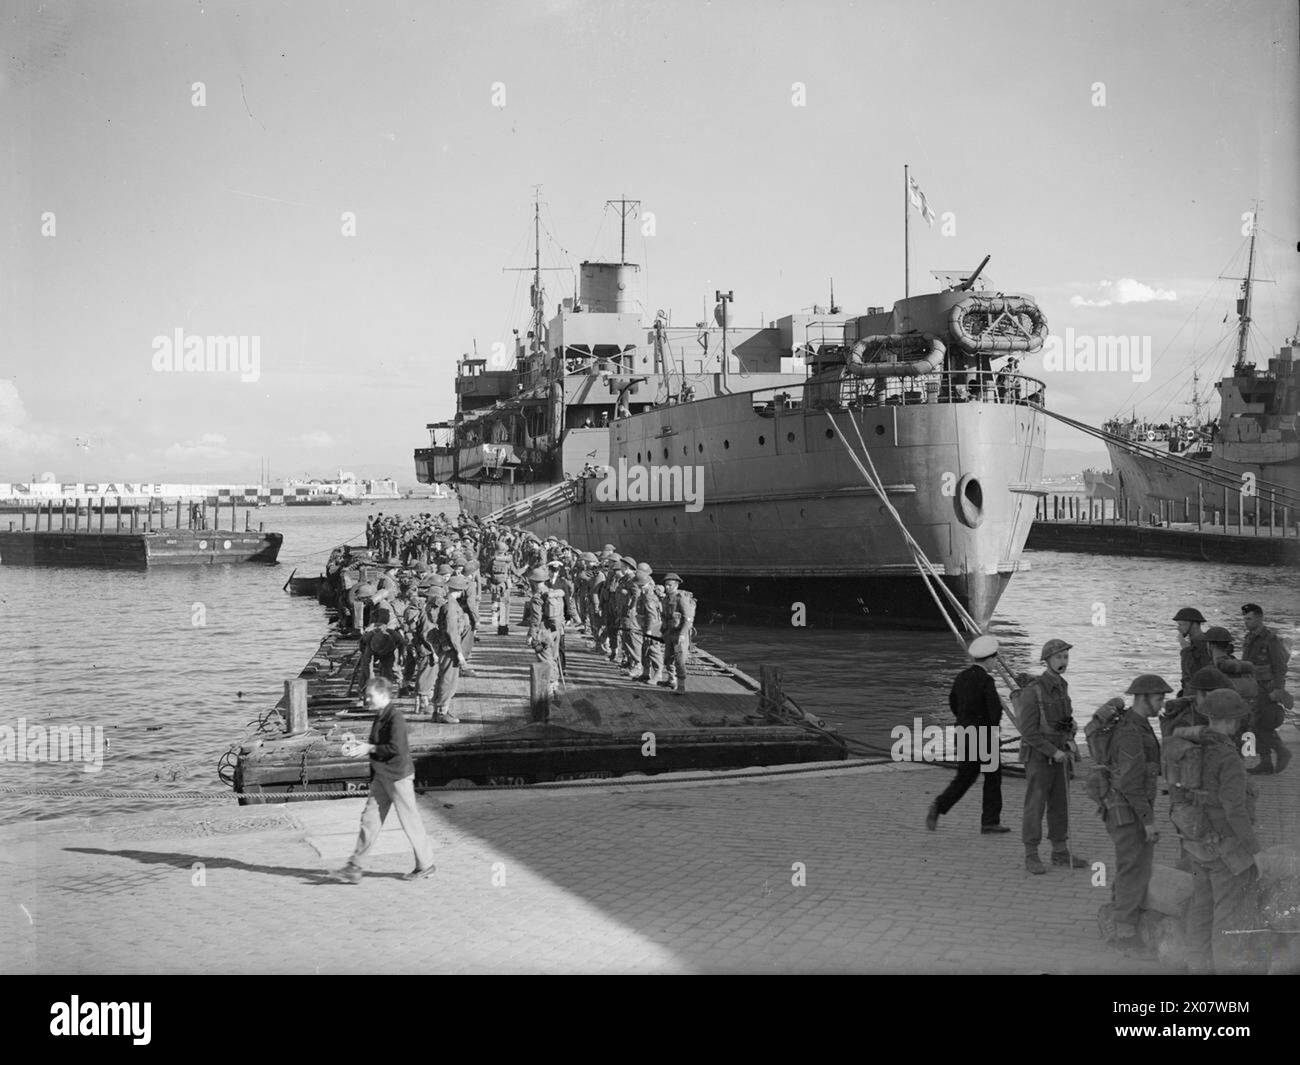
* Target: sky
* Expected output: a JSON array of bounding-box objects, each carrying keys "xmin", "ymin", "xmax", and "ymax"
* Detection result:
[{"xmin": 2, "ymin": 0, "xmax": 1297, "ymax": 484}]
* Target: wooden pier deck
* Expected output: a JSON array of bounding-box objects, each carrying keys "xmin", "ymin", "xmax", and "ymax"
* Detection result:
[{"xmin": 234, "ymin": 595, "xmax": 846, "ymax": 800}]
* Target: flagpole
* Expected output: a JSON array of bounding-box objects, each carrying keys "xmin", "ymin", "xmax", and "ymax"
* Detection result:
[{"xmin": 904, "ymin": 163, "xmax": 910, "ymax": 300}]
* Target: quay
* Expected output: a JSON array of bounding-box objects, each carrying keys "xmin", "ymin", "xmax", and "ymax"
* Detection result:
[
  {"xmin": 0, "ymin": 497, "xmax": 282, "ymax": 567},
  {"xmin": 234, "ymin": 580, "xmax": 846, "ymax": 800},
  {"xmin": 1028, "ymin": 492, "xmax": 1299, "ymax": 566},
  {"xmin": 3, "ymin": 728, "xmax": 1295, "ymax": 974}
]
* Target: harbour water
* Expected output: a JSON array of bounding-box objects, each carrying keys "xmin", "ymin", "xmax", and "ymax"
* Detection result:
[{"xmin": 2, "ymin": 498, "xmax": 1296, "ymax": 825}]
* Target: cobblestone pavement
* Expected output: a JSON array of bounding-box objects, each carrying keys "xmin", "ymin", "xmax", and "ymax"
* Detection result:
[{"xmin": 1, "ymin": 733, "xmax": 1296, "ymax": 974}]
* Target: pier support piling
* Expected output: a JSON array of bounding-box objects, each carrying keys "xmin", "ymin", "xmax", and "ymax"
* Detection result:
[
  {"xmin": 529, "ymin": 664, "xmax": 549, "ymax": 722},
  {"xmin": 284, "ymin": 679, "xmax": 309, "ymax": 736}
]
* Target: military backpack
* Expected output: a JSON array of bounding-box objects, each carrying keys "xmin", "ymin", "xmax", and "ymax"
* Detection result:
[
  {"xmin": 1163, "ymin": 733, "xmax": 1212, "ymax": 843},
  {"xmin": 1083, "ymin": 701, "xmax": 1124, "ymax": 813}
]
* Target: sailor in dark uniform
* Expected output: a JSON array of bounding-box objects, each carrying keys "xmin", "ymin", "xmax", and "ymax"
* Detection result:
[{"xmin": 927, "ymin": 635, "xmax": 1007, "ymax": 834}]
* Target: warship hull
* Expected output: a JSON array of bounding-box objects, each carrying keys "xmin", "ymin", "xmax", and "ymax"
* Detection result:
[
  {"xmin": 1105, "ymin": 440, "xmax": 1300, "ymax": 519},
  {"xmin": 454, "ymin": 391, "xmax": 1046, "ymax": 629}
]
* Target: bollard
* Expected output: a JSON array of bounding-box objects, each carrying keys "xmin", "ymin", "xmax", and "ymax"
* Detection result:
[
  {"xmin": 529, "ymin": 663, "xmax": 549, "ymax": 723},
  {"xmin": 284, "ymin": 678, "xmax": 309, "ymax": 736}
]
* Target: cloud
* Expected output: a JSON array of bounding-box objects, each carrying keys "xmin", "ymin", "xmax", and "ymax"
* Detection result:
[
  {"xmin": 1070, "ymin": 279, "xmax": 1178, "ymax": 308},
  {"xmin": 163, "ymin": 433, "xmax": 230, "ymax": 462},
  {"xmin": 0, "ymin": 379, "xmax": 56, "ymax": 452},
  {"xmin": 299, "ymin": 430, "xmax": 334, "ymax": 448}
]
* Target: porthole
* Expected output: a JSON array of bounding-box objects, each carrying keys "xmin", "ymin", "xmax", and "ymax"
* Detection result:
[
  {"xmin": 683, "ymin": 446, "xmax": 688, "ymax": 456},
  {"xmin": 875, "ymin": 425, "xmax": 885, "ymax": 436},
  {"xmin": 723, "ymin": 440, "xmax": 730, "ymax": 449},
  {"xmin": 787, "ymin": 432, "xmax": 796, "ymax": 443},
  {"xmin": 758, "ymin": 436, "xmax": 765, "ymax": 446},
  {"xmin": 663, "ymin": 448, "xmax": 669, "ymax": 459},
  {"xmin": 698, "ymin": 443, "xmax": 704, "ymax": 453},
  {"xmin": 637, "ymin": 452, "xmax": 642, "ymax": 463}
]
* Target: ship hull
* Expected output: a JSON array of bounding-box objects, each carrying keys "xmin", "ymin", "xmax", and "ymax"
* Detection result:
[
  {"xmin": 1105, "ymin": 441, "xmax": 1300, "ymax": 519},
  {"xmin": 454, "ymin": 396, "xmax": 1045, "ymax": 629}
]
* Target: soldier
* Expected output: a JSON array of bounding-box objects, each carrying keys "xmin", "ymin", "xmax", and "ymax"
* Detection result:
[
  {"xmin": 660, "ymin": 574, "xmax": 696, "ymax": 690},
  {"xmin": 1165, "ymin": 689, "xmax": 1265, "ymax": 974},
  {"xmin": 429, "ymin": 575, "xmax": 472, "ymax": 723},
  {"xmin": 634, "ymin": 571, "xmax": 665, "ymax": 683},
  {"xmin": 489, "ymin": 543, "xmax": 516, "ymax": 635},
  {"xmin": 1159, "ymin": 665, "xmax": 1234, "ymax": 736},
  {"xmin": 1016, "ymin": 638, "xmax": 1087, "ymax": 875},
  {"xmin": 600, "ymin": 557, "xmax": 624, "ymax": 662},
  {"xmin": 459, "ymin": 560, "xmax": 481, "ymax": 677},
  {"xmin": 619, "ymin": 561, "xmax": 647, "ymax": 676},
  {"xmin": 1240, "ymin": 604, "xmax": 1292, "ymax": 775},
  {"xmin": 1095, "ymin": 674, "xmax": 1169, "ymax": 954},
  {"xmin": 1173, "ymin": 607, "xmax": 1212, "ymax": 696},
  {"xmin": 926, "ymin": 635, "xmax": 1007, "ymax": 834},
  {"xmin": 541, "ymin": 563, "xmax": 577, "ymax": 688},
  {"xmin": 523, "ymin": 565, "xmax": 558, "ymax": 692}
]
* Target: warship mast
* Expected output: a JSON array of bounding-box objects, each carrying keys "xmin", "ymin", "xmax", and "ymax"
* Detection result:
[{"xmin": 1232, "ymin": 204, "xmax": 1258, "ymax": 373}]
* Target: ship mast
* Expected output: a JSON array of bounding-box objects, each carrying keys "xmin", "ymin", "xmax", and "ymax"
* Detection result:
[
  {"xmin": 605, "ymin": 196, "xmax": 640, "ymax": 266},
  {"xmin": 1233, "ymin": 203, "xmax": 1258, "ymax": 372}
]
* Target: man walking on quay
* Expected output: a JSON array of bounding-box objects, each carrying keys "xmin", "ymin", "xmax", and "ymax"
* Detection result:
[
  {"xmin": 926, "ymin": 635, "xmax": 1007, "ymax": 834},
  {"xmin": 1095, "ymin": 674, "xmax": 1169, "ymax": 954},
  {"xmin": 1017, "ymin": 638, "xmax": 1088, "ymax": 874},
  {"xmin": 1240, "ymin": 603, "xmax": 1292, "ymax": 776},
  {"xmin": 334, "ymin": 677, "xmax": 436, "ymax": 884}
]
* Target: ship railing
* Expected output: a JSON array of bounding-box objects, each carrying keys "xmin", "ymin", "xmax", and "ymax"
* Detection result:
[{"xmin": 744, "ymin": 370, "xmax": 1047, "ymax": 415}]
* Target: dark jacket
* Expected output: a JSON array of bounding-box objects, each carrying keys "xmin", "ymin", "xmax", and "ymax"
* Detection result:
[
  {"xmin": 1242, "ymin": 625, "xmax": 1288, "ymax": 697},
  {"xmin": 1179, "ymin": 634, "xmax": 1213, "ymax": 691},
  {"xmin": 1192, "ymin": 731, "xmax": 1260, "ymax": 874},
  {"xmin": 1109, "ymin": 708, "xmax": 1161, "ymax": 826},
  {"xmin": 367, "ymin": 704, "xmax": 415, "ymax": 781},
  {"xmin": 949, "ymin": 664, "xmax": 1003, "ymax": 727}
]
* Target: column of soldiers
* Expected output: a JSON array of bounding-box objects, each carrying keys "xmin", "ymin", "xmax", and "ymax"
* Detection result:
[
  {"xmin": 924, "ymin": 601, "xmax": 1291, "ymax": 973},
  {"xmin": 329, "ymin": 515, "xmax": 699, "ymax": 718}
]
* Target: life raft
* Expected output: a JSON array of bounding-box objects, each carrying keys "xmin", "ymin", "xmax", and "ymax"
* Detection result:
[
  {"xmin": 948, "ymin": 294, "xmax": 1048, "ymax": 354},
  {"xmin": 844, "ymin": 333, "xmax": 947, "ymax": 378}
]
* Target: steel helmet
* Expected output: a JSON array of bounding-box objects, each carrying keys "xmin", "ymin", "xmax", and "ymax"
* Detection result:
[
  {"xmin": 1202, "ymin": 689, "xmax": 1249, "ymax": 720},
  {"xmin": 1172, "ymin": 607, "xmax": 1206, "ymax": 623},
  {"xmin": 1124, "ymin": 673, "xmax": 1173, "ymax": 695},
  {"xmin": 1039, "ymin": 638, "xmax": 1072, "ymax": 661},
  {"xmin": 1203, "ymin": 626, "xmax": 1233, "ymax": 646},
  {"xmin": 1189, "ymin": 666, "xmax": 1232, "ymax": 691}
]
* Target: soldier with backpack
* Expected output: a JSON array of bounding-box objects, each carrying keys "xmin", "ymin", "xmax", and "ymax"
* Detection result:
[
  {"xmin": 1087, "ymin": 674, "xmax": 1169, "ymax": 954},
  {"xmin": 1164, "ymin": 688, "xmax": 1264, "ymax": 974},
  {"xmin": 1016, "ymin": 638, "xmax": 1088, "ymax": 875},
  {"xmin": 1240, "ymin": 604, "xmax": 1292, "ymax": 776},
  {"xmin": 1173, "ymin": 607, "xmax": 1212, "ymax": 695}
]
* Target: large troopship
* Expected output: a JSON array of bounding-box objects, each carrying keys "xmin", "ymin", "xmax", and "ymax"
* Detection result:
[
  {"xmin": 1101, "ymin": 213, "xmax": 1300, "ymax": 523},
  {"xmin": 415, "ymin": 198, "xmax": 1052, "ymax": 628}
]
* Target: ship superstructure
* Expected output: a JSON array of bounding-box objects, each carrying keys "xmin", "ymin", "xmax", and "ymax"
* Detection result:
[{"xmin": 416, "ymin": 199, "xmax": 1053, "ymax": 627}]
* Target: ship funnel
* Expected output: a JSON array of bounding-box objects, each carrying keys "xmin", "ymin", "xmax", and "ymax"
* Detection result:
[{"xmin": 579, "ymin": 261, "xmax": 640, "ymax": 313}]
